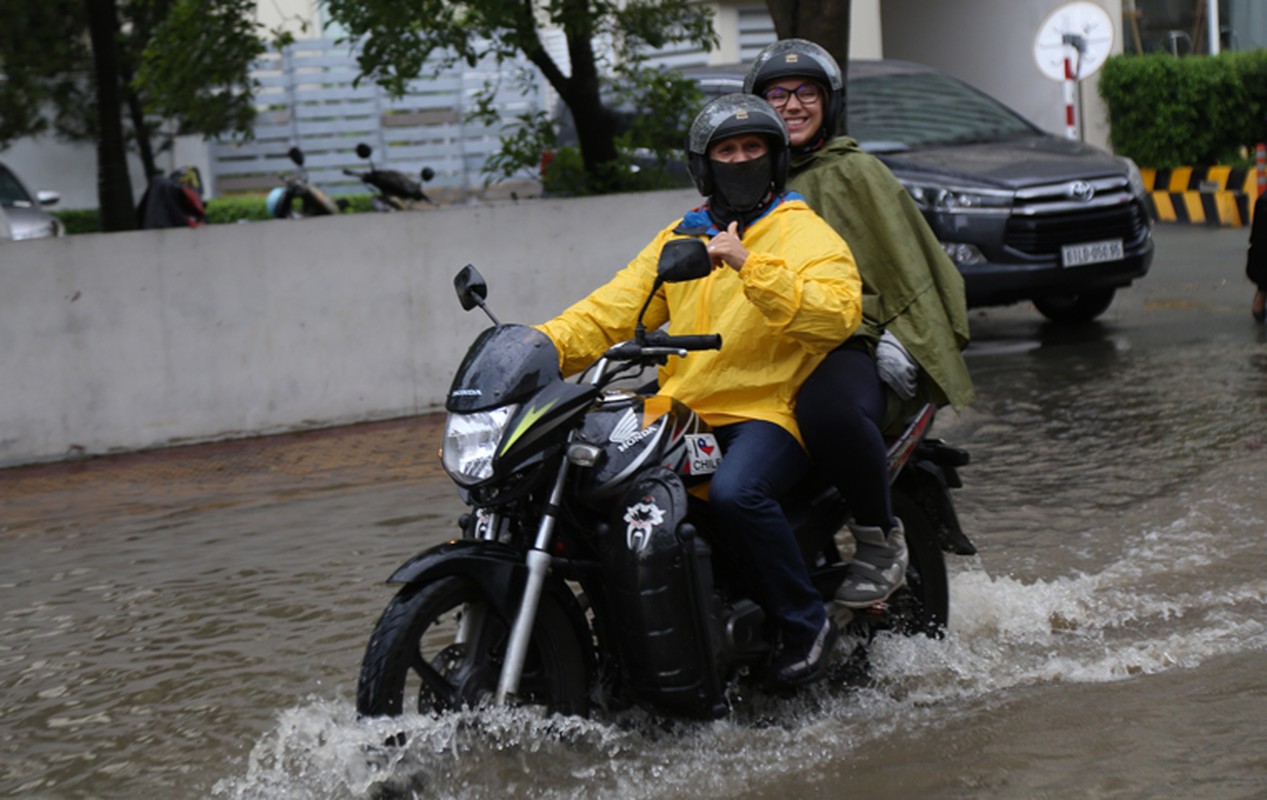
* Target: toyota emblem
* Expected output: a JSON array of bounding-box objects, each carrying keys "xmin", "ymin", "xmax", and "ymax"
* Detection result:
[{"xmin": 1068, "ymin": 180, "xmax": 1095, "ymax": 201}]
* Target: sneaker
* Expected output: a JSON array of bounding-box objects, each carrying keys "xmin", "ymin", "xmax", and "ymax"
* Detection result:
[
  {"xmin": 769, "ymin": 618, "xmax": 838, "ymax": 687},
  {"xmin": 835, "ymin": 519, "xmax": 908, "ymax": 609}
]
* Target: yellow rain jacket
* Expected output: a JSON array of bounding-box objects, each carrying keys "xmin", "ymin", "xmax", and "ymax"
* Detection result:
[{"xmin": 537, "ymin": 196, "xmax": 862, "ymax": 445}]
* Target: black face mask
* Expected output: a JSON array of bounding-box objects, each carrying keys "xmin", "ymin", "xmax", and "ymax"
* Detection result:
[{"xmin": 710, "ymin": 153, "xmax": 773, "ymax": 215}]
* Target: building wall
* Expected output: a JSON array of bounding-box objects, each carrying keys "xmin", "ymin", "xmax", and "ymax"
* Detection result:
[
  {"xmin": 880, "ymin": 0, "xmax": 1124, "ymax": 152},
  {"xmin": 0, "ymin": 187, "xmax": 700, "ymax": 467}
]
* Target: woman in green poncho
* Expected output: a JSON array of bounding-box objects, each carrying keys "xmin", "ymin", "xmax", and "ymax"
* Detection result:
[{"xmin": 745, "ymin": 39, "xmax": 975, "ymax": 608}]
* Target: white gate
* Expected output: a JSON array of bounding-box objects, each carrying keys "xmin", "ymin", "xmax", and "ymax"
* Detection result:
[{"xmin": 209, "ymin": 39, "xmax": 545, "ymax": 200}]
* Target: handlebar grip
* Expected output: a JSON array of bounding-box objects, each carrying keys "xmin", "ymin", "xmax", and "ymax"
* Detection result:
[{"xmin": 644, "ymin": 331, "xmax": 722, "ymax": 351}]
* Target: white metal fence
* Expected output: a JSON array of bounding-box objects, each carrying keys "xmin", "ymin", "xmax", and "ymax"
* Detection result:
[
  {"xmin": 208, "ymin": 39, "xmax": 546, "ymax": 200},
  {"xmin": 208, "ymin": 7, "xmax": 777, "ymax": 201}
]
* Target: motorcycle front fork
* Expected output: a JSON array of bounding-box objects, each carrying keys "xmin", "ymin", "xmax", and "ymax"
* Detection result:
[{"xmin": 493, "ymin": 456, "xmax": 570, "ymax": 706}]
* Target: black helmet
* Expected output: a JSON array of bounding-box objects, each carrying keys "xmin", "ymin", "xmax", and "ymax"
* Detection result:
[
  {"xmin": 744, "ymin": 38, "xmax": 844, "ymax": 145},
  {"xmin": 686, "ymin": 93, "xmax": 789, "ymax": 201}
]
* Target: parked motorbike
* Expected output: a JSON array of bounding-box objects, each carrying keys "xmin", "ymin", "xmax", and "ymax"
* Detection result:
[
  {"xmin": 267, "ymin": 146, "xmax": 346, "ymax": 219},
  {"xmin": 343, "ymin": 142, "xmax": 435, "ymax": 212},
  {"xmin": 356, "ymin": 239, "xmax": 974, "ymax": 722}
]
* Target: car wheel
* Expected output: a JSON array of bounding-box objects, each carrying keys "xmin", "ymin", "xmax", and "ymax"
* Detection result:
[{"xmin": 1033, "ymin": 288, "xmax": 1116, "ymax": 323}]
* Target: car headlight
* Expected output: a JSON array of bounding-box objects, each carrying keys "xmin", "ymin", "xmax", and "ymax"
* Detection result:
[
  {"xmin": 11, "ymin": 219, "xmax": 61, "ymax": 240},
  {"xmin": 1116, "ymin": 156, "xmax": 1148, "ymax": 199},
  {"xmin": 442, "ymin": 405, "xmax": 517, "ymax": 486},
  {"xmin": 903, "ymin": 181, "xmax": 1012, "ymax": 214}
]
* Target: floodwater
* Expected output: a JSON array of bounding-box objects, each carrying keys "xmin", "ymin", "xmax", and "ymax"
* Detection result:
[{"xmin": 3, "ymin": 224, "xmax": 1266, "ymax": 799}]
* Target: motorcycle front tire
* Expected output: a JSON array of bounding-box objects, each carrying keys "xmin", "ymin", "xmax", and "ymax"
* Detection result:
[{"xmin": 356, "ymin": 575, "xmax": 590, "ymax": 718}]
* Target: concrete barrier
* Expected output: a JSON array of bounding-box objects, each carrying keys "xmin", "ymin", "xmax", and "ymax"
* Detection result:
[{"xmin": 0, "ymin": 188, "xmax": 700, "ymax": 467}]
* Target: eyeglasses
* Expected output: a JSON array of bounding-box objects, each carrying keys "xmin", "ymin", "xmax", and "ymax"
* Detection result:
[{"xmin": 762, "ymin": 84, "xmax": 822, "ymax": 109}]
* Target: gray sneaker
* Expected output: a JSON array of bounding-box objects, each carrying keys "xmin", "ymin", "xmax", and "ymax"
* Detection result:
[{"xmin": 835, "ymin": 519, "xmax": 908, "ymax": 608}]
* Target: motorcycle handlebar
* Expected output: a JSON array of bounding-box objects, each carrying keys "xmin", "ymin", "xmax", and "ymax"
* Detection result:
[
  {"xmin": 603, "ymin": 333, "xmax": 722, "ymax": 363},
  {"xmin": 642, "ymin": 331, "xmax": 722, "ymax": 351}
]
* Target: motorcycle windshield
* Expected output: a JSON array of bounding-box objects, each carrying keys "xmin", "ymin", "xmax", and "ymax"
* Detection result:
[{"xmin": 447, "ymin": 324, "xmax": 562, "ymax": 412}]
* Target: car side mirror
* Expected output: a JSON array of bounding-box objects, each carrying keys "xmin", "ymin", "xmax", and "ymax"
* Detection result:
[{"xmin": 657, "ymin": 238, "xmax": 712, "ymax": 284}]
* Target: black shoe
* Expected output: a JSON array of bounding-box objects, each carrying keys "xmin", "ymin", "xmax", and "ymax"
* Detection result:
[{"xmin": 769, "ymin": 618, "xmax": 838, "ymax": 687}]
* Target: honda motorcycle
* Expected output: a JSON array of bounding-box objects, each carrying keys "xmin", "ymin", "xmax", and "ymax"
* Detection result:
[
  {"xmin": 356, "ymin": 239, "xmax": 974, "ymax": 721},
  {"xmin": 343, "ymin": 143, "xmax": 436, "ymax": 212}
]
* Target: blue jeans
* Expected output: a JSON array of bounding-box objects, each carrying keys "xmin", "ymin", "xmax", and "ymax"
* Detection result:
[{"xmin": 710, "ymin": 420, "xmax": 825, "ymax": 646}]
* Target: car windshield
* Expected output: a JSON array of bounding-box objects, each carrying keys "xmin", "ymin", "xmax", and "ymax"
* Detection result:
[
  {"xmin": 0, "ymin": 166, "xmax": 34, "ymax": 207},
  {"xmin": 846, "ymin": 72, "xmax": 1038, "ymax": 150}
]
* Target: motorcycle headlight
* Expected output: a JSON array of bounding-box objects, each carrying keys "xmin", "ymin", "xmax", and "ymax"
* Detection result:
[{"xmin": 442, "ymin": 405, "xmax": 517, "ymax": 486}]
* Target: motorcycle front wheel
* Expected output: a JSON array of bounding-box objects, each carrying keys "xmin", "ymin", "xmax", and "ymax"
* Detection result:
[{"xmin": 356, "ymin": 575, "xmax": 590, "ymax": 718}]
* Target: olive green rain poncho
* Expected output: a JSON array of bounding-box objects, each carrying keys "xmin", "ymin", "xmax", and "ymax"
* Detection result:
[{"xmin": 788, "ymin": 136, "xmax": 975, "ymax": 428}]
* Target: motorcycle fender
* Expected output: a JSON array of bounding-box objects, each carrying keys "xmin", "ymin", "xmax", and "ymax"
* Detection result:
[
  {"xmin": 385, "ymin": 539, "xmax": 532, "ymax": 620},
  {"xmin": 900, "ymin": 461, "xmax": 977, "ymax": 556}
]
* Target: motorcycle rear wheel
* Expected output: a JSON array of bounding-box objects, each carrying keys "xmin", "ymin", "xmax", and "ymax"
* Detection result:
[
  {"xmin": 356, "ymin": 575, "xmax": 590, "ymax": 718},
  {"xmin": 886, "ymin": 492, "xmax": 950, "ymax": 636}
]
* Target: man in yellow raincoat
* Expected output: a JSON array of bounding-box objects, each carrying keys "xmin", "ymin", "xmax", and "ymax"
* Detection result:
[{"xmin": 537, "ymin": 94, "xmax": 861, "ymax": 687}]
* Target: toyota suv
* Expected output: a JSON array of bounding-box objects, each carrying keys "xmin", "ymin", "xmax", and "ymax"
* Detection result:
[
  {"xmin": 560, "ymin": 59, "xmax": 1153, "ymax": 323},
  {"xmin": 842, "ymin": 59, "xmax": 1153, "ymax": 323}
]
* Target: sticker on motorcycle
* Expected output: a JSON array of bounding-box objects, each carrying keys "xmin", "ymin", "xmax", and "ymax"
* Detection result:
[
  {"xmin": 610, "ymin": 408, "xmax": 661, "ymax": 452},
  {"xmin": 624, "ymin": 496, "xmax": 665, "ymax": 552},
  {"xmin": 687, "ymin": 434, "xmax": 722, "ymax": 475}
]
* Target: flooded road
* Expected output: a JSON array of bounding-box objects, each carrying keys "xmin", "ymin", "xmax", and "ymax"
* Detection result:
[{"xmin": 3, "ymin": 224, "xmax": 1266, "ymax": 799}]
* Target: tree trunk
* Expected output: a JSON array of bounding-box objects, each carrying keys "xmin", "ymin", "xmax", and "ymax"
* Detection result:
[
  {"xmin": 765, "ymin": 0, "xmax": 852, "ymax": 77},
  {"xmin": 764, "ymin": 0, "xmax": 853, "ymax": 129},
  {"xmin": 85, "ymin": 0, "xmax": 136, "ymax": 231},
  {"xmin": 558, "ymin": 0, "xmax": 619, "ymax": 189}
]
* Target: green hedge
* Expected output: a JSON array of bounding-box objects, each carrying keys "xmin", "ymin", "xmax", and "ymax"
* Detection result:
[
  {"xmin": 54, "ymin": 193, "xmax": 378, "ymax": 234},
  {"xmin": 1099, "ymin": 51, "xmax": 1267, "ymax": 168}
]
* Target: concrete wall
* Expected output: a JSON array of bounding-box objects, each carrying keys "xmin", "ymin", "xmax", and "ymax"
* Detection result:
[
  {"xmin": 881, "ymin": 0, "xmax": 1123, "ymax": 153},
  {"xmin": 0, "ymin": 188, "xmax": 699, "ymax": 467}
]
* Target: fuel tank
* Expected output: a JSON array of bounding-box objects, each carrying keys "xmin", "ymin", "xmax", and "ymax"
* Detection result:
[{"xmin": 571, "ymin": 390, "xmax": 721, "ymax": 507}]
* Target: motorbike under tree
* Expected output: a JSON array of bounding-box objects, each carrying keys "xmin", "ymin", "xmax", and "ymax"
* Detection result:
[
  {"xmin": 356, "ymin": 239, "xmax": 975, "ymax": 722},
  {"xmin": 267, "ymin": 146, "xmax": 348, "ymax": 219},
  {"xmin": 343, "ymin": 143, "xmax": 436, "ymax": 212}
]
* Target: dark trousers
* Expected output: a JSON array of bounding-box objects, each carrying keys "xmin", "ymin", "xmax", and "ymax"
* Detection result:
[
  {"xmin": 1250, "ymin": 193, "xmax": 1267, "ymax": 290},
  {"xmin": 795, "ymin": 345, "xmax": 895, "ymax": 529},
  {"xmin": 710, "ymin": 420, "xmax": 824, "ymax": 646}
]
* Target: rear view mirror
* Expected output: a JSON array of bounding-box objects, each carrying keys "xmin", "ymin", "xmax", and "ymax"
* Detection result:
[
  {"xmin": 287, "ymin": 146, "xmax": 305, "ymax": 166},
  {"xmin": 356, "ymin": 143, "xmax": 373, "ymax": 159},
  {"xmin": 657, "ymin": 239, "xmax": 712, "ymax": 284},
  {"xmin": 454, "ymin": 265, "xmax": 488, "ymax": 311}
]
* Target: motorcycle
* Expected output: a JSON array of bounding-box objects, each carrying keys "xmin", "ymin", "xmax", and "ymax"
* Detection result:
[
  {"xmin": 342, "ymin": 142, "xmax": 436, "ymax": 212},
  {"xmin": 356, "ymin": 239, "xmax": 974, "ymax": 721},
  {"xmin": 267, "ymin": 146, "xmax": 347, "ymax": 219}
]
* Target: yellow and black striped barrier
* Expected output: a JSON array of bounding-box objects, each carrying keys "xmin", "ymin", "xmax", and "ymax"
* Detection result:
[{"xmin": 1142, "ymin": 166, "xmax": 1260, "ymax": 227}]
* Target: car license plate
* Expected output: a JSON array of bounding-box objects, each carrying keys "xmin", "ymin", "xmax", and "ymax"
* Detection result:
[{"xmin": 1061, "ymin": 239, "xmax": 1124, "ymax": 267}]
